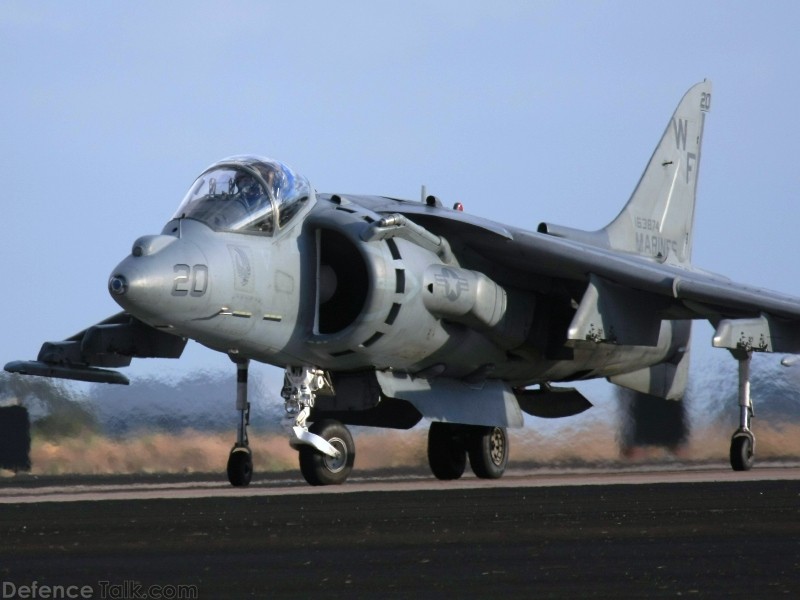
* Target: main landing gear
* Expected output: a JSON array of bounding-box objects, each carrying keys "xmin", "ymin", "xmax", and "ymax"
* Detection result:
[
  {"xmin": 427, "ymin": 422, "xmax": 509, "ymax": 480},
  {"xmin": 730, "ymin": 351, "xmax": 755, "ymax": 471}
]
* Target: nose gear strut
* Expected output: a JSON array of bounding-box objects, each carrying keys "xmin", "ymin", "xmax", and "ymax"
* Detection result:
[{"xmin": 282, "ymin": 366, "xmax": 341, "ymax": 459}]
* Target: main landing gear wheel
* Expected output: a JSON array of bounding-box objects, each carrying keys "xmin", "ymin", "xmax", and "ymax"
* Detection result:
[
  {"xmin": 428, "ymin": 422, "xmax": 467, "ymax": 480},
  {"xmin": 730, "ymin": 432, "xmax": 755, "ymax": 472},
  {"xmin": 467, "ymin": 426, "xmax": 509, "ymax": 479},
  {"xmin": 227, "ymin": 446, "xmax": 253, "ymax": 487},
  {"xmin": 299, "ymin": 419, "xmax": 355, "ymax": 486},
  {"xmin": 427, "ymin": 423, "xmax": 509, "ymax": 480}
]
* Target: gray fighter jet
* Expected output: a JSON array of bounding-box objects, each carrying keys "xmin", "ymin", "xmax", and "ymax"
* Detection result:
[{"xmin": 6, "ymin": 81, "xmax": 797, "ymax": 486}]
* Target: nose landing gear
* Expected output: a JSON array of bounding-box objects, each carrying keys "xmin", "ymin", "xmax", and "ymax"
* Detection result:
[
  {"xmin": 298, "ymin": 419, "xmax": 355, "ymax": 486},
  {"xmin": 283, "ymin": 366, "xmax": 355, "ymax": 486}
]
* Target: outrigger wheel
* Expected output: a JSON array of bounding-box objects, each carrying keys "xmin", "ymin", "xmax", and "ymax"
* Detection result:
[
  {"xmin": 730, "ymin": 431, "xmax": 755, "ymax": 472},
  {"xmin": 729, "ymin": 352, "xmax": 755, "ymax": 472}
]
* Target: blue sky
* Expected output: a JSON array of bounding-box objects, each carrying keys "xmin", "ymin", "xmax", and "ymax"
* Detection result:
[{"xmin": 2, "ymin": 1, "xmax": 800, "ymax": 402}]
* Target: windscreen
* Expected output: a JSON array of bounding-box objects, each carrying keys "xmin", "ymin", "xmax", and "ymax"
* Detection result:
[{"xmin": 173, "ymin": 157, "xmax": 312, "ymax": 234}]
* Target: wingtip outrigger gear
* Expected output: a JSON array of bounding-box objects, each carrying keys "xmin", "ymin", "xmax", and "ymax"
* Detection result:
[
  {"xmin": 226, "ymin": 357, "xmax": 253, "ymax": 487},
  {"xmin": 730, "ymin": 351, "xmax": 755, "ymax": 471}
]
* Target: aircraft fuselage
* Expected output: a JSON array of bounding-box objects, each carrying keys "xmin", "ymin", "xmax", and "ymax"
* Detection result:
[{"xmin": 110, "ymin": 193, "xmax": 686, "ymax": 389}]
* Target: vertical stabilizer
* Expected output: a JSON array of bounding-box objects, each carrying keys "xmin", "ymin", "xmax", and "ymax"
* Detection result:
[{"xmin": 603, "ymin": 81, "xmax": 711, "ymax": 264}]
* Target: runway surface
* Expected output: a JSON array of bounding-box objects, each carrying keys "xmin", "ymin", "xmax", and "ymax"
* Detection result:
[{"xmin": 1, "ymin": 466, "xmax": 799, "ymax": 598}]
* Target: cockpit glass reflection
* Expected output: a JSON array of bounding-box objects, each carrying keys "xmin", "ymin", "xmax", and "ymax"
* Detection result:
[{"xmin": 173, "ymin": 157, "xmax": 311, "ymax": 234}]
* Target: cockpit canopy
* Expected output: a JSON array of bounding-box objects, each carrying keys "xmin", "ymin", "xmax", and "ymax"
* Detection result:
[{"xmin": 173, "ymin": 156, "xmax": 313, "ymax": 235}]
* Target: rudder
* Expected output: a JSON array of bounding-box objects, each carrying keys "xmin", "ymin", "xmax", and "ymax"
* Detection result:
[{"xmin": 602, "ymin": 81, "xmax": 711, "ymax": 264}]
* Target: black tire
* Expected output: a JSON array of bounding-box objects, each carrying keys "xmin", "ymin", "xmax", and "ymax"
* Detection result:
[
  {"xmin": 299, "ymin": 420, "xmax": 355, "ymax": 486},
  {"xmin": 468, "ymin": 426, "xmax": 509, "ymax": 479},
  {"xmin": 730, "ymin": 433, "xmax": 754, "ymax": 471},
  {"xmin": 227, "ymin": 446, "xmax": 253, "ymax": 487},
  {"xmin": 427, "ymin": 422, "xmax": 466, "ymax": 480}
]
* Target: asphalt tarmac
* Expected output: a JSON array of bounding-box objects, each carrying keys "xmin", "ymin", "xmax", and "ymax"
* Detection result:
[{"xmin": 1, "ymin": 467, "xmax": 799, "ymax": 599}]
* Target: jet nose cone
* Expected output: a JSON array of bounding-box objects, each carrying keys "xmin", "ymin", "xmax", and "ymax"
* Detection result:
[
  {"xmin": 108, "ymin": 274, "xmax": 128, "ymax": 296},
  {"xmin": 108, "ymin": 233, "xmax": 210, "ymax": 324}
]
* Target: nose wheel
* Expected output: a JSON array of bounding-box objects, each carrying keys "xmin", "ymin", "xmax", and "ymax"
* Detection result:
[
  {"xmin": 298, "ymin": 419, "xmax": 355, "ymax": 486},
  {"xmin": 283, "ymin": 366, "xmax": 356, "ymax": 486}
]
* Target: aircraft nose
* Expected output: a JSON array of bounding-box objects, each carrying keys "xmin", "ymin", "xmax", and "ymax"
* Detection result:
[
  {"xmin": 108, "ymin": 234, "xmax": 209, "ymax": 323},
  {"xmin": 108, "ymin": 250, "xmax": 171, "ymax": 318}
]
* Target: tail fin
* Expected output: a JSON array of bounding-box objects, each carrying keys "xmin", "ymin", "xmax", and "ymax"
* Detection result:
[{"xmin": 603, "ymin": 80, "xmax": 711, "ymax": 264}]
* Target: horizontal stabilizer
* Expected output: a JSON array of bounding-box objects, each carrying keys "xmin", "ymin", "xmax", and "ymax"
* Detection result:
[
  {"xmin": 4, "ymin": 312, "xmax": 185, "ymax": 384},
  {"xmin": 4, "ymin": 360, "xmax": 130, "ymax": 385},
  {"xmin": 609, "ymin": 360, "xmax": 687, "ymax": 400},
  {"xmin": 609, "ymin": 324, "xmax": 691, "ymax": 400},
  {"xmin": 34, "ymin": 313, "xmax": 186, "ymax": 368}
]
